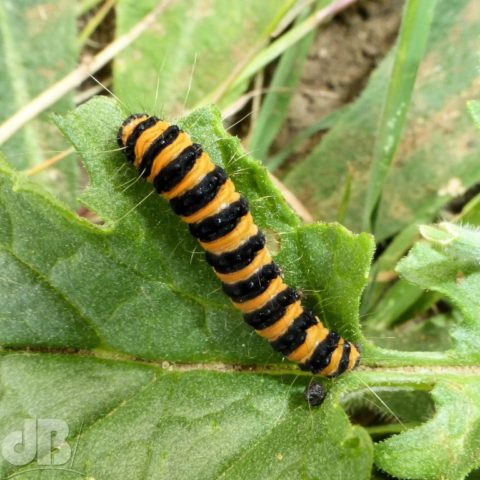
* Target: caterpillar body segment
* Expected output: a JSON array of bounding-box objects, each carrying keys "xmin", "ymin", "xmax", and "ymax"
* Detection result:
[{"xmin": 117, "ymin": 114, "xmax": 360, "ymax": 377}]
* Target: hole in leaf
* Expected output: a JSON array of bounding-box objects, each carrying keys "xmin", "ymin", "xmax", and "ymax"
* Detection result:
[
  {"xmin": 342, "ymin": 388, "xmax": 435, "ymax": 440},
  {"xmin": 265, "ymin": 228, "xmax": 281, "ymax": 256}
]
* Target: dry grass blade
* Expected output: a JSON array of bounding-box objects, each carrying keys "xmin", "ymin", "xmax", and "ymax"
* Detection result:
[
  {"xmin": 23, "ymin": 147, "xmax": 76, "ymax": 176},
  {"xmin": 269, "ymin": 172, "xmax": 313, "ymax": 222},
  {"xmin": 0, "ymin": 0, "xmax": 173, "ymax": 146}
]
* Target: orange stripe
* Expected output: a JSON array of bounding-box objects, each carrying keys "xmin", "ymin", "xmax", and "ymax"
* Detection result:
[
  {"xmin": 147, "ymin": 132, "xmax": 192, "ymax": 182},
  {"xmin": 347, "ymin": 345, "xmax": 360, "ymax": 371},
  {"xmin": 181, "ymin": 180, "xmax": 240, "ymax": 224},
  {"xmin": 320, "ymin": 339, "xmax": 345, "ymax": 376},
  {"xmin": 163, "ymin": 152, "xmax": 214, "ymax": 200},
  {"xmin": 216, "ymin": 247, "xmax": 271, "ymax": 283},
  {"xmin": 256, "ymin": 301, "xmax": 303, "ymax": 341},
  {"xmin": 200, "ymin": 213, "xmax": 257, "ymax": 254},
  {"xmin": 232, "ymin": 277, "xmax": 286, "ymax": 313},
  {"xmin": 121, "ymin": 115, "xmax": 148, "ymax": 147},
  {"xmin": 133, "ymin": 121, "xmax": 170, "ymax": 167},
  {"xmin": 287, "ymin": 323, "xmax": 329, "ymax": 363}
]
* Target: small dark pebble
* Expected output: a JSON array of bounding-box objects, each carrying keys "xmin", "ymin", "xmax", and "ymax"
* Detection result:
[{"xmin": 303, "ymin": 381, "xmax": 326, "ymax": 407}]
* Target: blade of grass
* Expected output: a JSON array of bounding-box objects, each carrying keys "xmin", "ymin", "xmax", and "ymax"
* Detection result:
[
  {"xmin": 245, "ymin": 70, "xmax": 265, "ymax": 143},
  {"xmin": 364, "ymin": 281, "xmax": 422, "ymax": 331},
  {"xmin": 267, "ymin": 105, "xmax": 347, "ymax": 170},
  {"xmin": 248, "ymin": 1, "xmax": 327, "ymax": 160},
  {"xmin": 0, "ymin": 0, "xmax": 172, "ymax": 145},
  {"xmin": 364, "ymin": 279, "xmax": 441, "ymax": 332},
  {"xmin": 77, "ymin": 0, "xmax": 117, "ymax": 48},
  {"xmin": 362, "ymin": 0, "xmax": 437, "ymax": 233},
  {"xmin": 337, "ymin": 163, "xmax": 353, "ymax": 223},
  {"xmin": 77, "ymin": 0, "xmax": 104, "ymax": 16},
  {"xmin": 363, "ymin": 184, "xmax": 480, "ymax": 329},
  {"xmin": 271, "ymin": 0, "xmax": 315, "ymax": 36},
  {"xmin": 450, "ymin": 103, "xmax": 480, "ymax": 224},
  {"xmin": 467, "ymin": 99, "xmax": 480, "ymax": 129},
  {"xmin": 23, "ymin": 147, "xmax": 75, "ymax": 176},
  {"xmin": 361, "ymin": 222, "xmax": 420, "ymax": 315},
  {"xmin": 186, "ymin": 0, "xmax": 297, "ymax": 109},
  {"xmin": 364, "ymin": 173, "xmax": 480, "ymax": 323},
  {"xmin": 198, "ymin": 0, "xmax": 358, "ymax": 108},
  {"xmin": 230, "ymin": 0, "xmax": 357, "ymax": 92},
  {"xmin": 461, "ymin": 194, "xmax": 480, "ymax": 224}
]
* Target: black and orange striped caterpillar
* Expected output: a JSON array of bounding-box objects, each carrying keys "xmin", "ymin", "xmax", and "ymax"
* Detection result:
[{"xmin": 117, "ymin": 114, "xmax": 360, "ymax": 377}]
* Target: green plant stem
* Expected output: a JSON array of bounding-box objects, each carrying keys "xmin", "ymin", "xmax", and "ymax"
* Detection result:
[
  {"xmin": 364, "ymin": 422, "xmax": 421, "ymax": 436},
  {"xmin": 361, "ymin": 343, "xmax": 480, "ymax": 368}
]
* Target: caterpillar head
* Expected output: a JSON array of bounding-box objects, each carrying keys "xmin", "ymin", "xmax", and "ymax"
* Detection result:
[{"xmin": 117, "ymin": 113, "xmax": 150, "ymax": 149}]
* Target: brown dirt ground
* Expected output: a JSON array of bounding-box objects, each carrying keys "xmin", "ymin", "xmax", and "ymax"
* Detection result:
[{"xmin": 273, "ymin": 0, "xmax": 404, "ymax": 161}]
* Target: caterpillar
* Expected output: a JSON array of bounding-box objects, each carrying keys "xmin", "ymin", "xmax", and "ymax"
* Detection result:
[{"xmin": 117, "ymin": 114, "xmax": 360, "ymax": 377}]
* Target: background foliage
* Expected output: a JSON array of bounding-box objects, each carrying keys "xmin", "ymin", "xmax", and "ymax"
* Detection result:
[{"xmin": 0, "ymin": 0, "xmax": 479, "ymax": 478}]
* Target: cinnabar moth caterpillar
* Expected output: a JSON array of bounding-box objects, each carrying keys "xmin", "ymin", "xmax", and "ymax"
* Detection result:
[{"xmin": 117, "ymin": 114, "xmax": 360, "ymax": 377}]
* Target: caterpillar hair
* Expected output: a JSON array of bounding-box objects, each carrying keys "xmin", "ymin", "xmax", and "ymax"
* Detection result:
[{"xmin": 117, "ymin": 114, "xmax": 361, "ymax": 377}]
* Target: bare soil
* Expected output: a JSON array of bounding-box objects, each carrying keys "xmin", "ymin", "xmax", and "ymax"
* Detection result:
[{"xmin": 274, "ymin": 0, "xmax": 404, "ymax": 160}]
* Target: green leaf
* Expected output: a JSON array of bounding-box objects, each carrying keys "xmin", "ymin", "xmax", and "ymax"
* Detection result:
[
  {"xmin": 375, "ymin": 380, "xmax": 480, "ymax": 480},
  {"xmin": 113, "ymin": 0, "xmax": 294, "ymax": 115},
  {"xmin": 0, "ymin": 0, "xmax": 78, "ymax": 206},
  {"xmin": 3, "ymin": 96, "xmax": 480, "ymax": 479},
  {"xmin": 0, "ymin": 95, "xmax": 373, "ymax": 367},
  {"xmin": 293, "ymin": 224, "xmax": 374, "ymax": 341},
  {"xmin": 284, "ymin": 0, "xmax": 480, "ymax": 241},
  {"xmin": 0, "ymin": 353, "xmax": 373, "ymax": 479},
  {"xmin": 0, "ymin": 95, "xmax": 379, "ymax": 477},
  {"xmin": 0, "ymin": 94, "xmax": 377, "ymax": 476},
  {"xmin": 397, "ymin": 223, "xmax": 480, "ymax": 359}
]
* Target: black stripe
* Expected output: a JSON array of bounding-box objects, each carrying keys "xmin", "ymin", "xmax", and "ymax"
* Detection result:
[
  {"xmin": 330, "ymin": 342, "xmax": 351, "ymax": 377},
  {"xmin": 170, "ymin": 166, "xmax": 228, "ymax": 217},
  {"xmin": 154, "ymin": 144, "xmax": 202, "ymax": 193},
  {"xmin": 244, "ymin": 287, "xmax": 300, "ymax": 330},
  {"xmin": 299, "ymin": 331, "xmax": 341, "ymax": 374},
  {"xmin": 139, "ymin": 125, "xmax": 180, "ymax": 179},
  {"xmin": 205, "ymin": 232, "xmax": 265, "ymax": 274},
  {"xmin": 124, "ymin": 116, "xmax": 159, "ymax": 163},
  {"xmin": 270, "ymin": 310, "xmax": 318, "ymax": 356},
  {"xmin": 117, "ymin": 113, "xmax": 146, "ymax": 148},
  {"xmin": 222, "ymin": 263, "xmax": 281, "ymax": 303},
  {"xmin": 189, "ymin": 198, "xmax": 249, "ymax": 242},
  {"xmin": 354, "ymin": 353, "xmax": 361, "ymax": 369}
]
